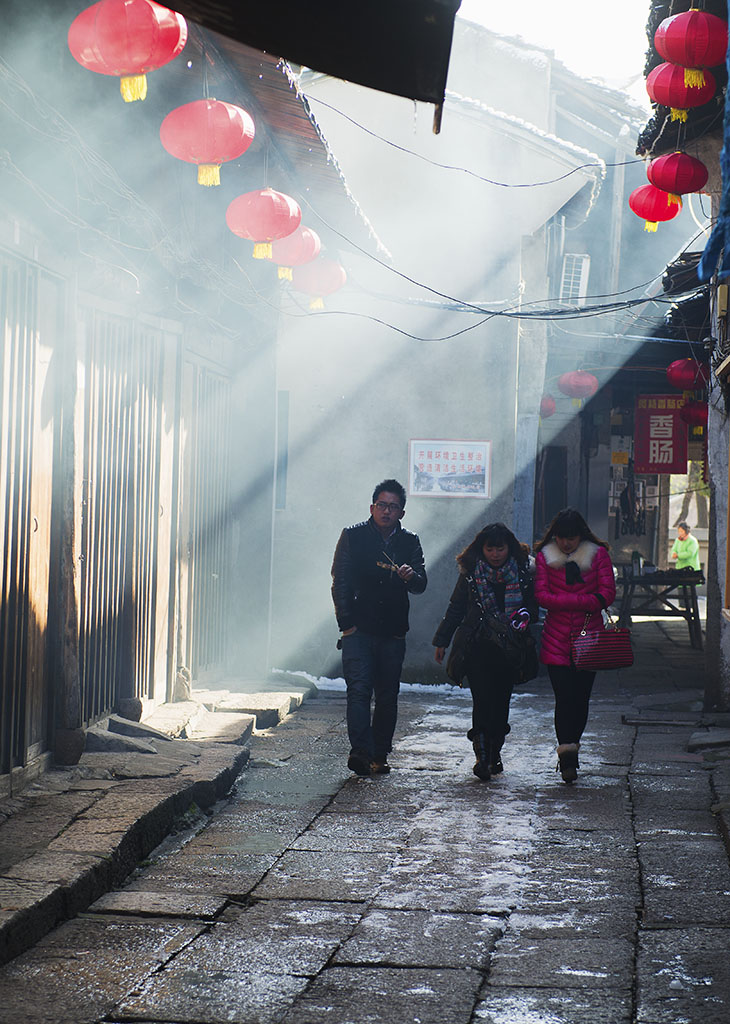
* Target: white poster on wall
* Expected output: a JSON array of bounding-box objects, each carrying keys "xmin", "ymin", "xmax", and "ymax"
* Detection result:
[{"xmin": 409, "ymin": 440, "xmax": 491, "ymax": 497}]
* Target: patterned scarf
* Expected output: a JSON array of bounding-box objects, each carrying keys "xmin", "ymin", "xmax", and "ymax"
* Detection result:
[{"xmin": 472, "ymin": 556, "xmax": 523, "ymax": 621}]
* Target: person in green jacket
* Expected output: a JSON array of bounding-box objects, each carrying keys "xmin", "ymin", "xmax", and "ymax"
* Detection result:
[{"xmin": 671, "ymin": 522, "xmax": 701, "ymax": 571}]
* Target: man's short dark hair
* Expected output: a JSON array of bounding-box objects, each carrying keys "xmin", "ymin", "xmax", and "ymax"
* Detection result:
[
  {"xmin": 372, "ymin": 479, "xmax": 406, "ymax": 508},
  {"xmin": 678, "ymin": 521, "xmax": 691, "ymax": 532}
]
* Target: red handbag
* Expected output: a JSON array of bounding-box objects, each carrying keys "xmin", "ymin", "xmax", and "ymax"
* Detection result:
[{"xmin": 570, "ymin": 611, "xmax": 633, "ymax": 670}]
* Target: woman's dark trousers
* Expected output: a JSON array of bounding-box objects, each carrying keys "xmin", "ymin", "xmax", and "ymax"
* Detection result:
[
  {"xmin": 465, "ymin": 644, "xmax": 515, "ymax": 748},
  {"xmin": 547, "ymin": 664, "xmax": 597, "ymax": 744}
]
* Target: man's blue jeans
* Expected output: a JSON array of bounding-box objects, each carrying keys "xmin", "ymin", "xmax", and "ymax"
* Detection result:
[{"xmin": 341, "ymin": 631, "xmax": 406, "ymax": 762}]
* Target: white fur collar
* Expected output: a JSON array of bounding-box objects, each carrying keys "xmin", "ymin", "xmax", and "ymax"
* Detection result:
[{"xmin": 542, "ymin": 539, "xmax": 599, "ymax": 572}]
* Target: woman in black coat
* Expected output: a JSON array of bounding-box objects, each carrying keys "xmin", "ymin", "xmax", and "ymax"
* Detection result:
[{"xmin": 433, "ymin": 522, "xmax": 536, "ymax": 781}]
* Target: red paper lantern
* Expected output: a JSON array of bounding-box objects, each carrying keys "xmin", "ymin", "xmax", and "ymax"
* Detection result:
[
  {"xmin": 540, "ymin": 395, "xmax": 556, "ymax": 418},
  {"xmin": 68, "ymin": 0, "xmax": 187, "ymax": 102},
  {"xmin": 679, "ymin": 400, "xmax": 708, "ymax": 427},
  {"xmin": 291, "ymin": 258, "xmax": 347, "ymax": 309},
  {"xmin": 160, "ymin": 99, "xmax": 255, "ymax": 186},
  {"xmin": 269, "ymin": 225, "xmax": 321, "ymax": 280},
  {"xmin": 647, "ymin": 152, "xmax": 708, "ymax": 199},
  {"xmin": 226, "ymin": 188, "xmax": 301, "ymax": 258},
  {"xmin": 666, "ymin": 358, "xmax": 710, "ymax": 390},
  {"xmin": 655, "ymin": 9, "xmax": 728, "ymax": 87},
  {"xmin": 557, "ymin": 371, "xmax": 599, "ymax": 400},
  {"xmin": 646, "ymin": 62, "xmax": 716, "ymax": 121},
  {"xmin": 629, "ymin": 184, "xmax": 682, "ymax": 232}
]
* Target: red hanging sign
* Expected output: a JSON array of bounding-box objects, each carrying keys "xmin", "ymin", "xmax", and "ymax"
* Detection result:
[{"xmin": 634, "ymin": 395, "xmax": 688, "ymax": 474}]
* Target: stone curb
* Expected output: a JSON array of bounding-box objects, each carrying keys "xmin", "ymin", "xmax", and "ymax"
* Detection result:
[{"xmin": 0, "ymin": 681, "xmax": 317, "ymax": 966}]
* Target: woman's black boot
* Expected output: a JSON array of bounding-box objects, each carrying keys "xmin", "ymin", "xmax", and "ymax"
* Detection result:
[
  {"xmin": 488, "ymin": 738, "xmax": 504, "ymax": 775},
  {"xmin": 556, "ymin": 743, "xmax": 579, "ymax": 783},
  {"xmin": 471, "ymin": 733, "xmax": 491, "ymax": 781}
]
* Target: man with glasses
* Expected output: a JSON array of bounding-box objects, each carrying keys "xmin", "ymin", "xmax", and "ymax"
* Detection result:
[{"xmin": 332, "ymin": 479, "xmax": 427, "ymax": 777}]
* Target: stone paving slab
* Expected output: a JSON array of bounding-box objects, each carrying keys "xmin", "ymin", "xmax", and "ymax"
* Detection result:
[
  {"xmin": 184, "ymin": 709, "xmax": 256, "ymax": 745},
  {"xmin": 253, "ymin": 849, "xmax": 395, "ymax": 902},
  {"xmin": 474, "ymin": 986, "xmax": 633, "ymax": 1023},
  {"xmin": 170, "ymin": 899, "xmax": 362, "ymax": 976},
  {"xmin": 216, "ymin": 692, "xmax": 293, "ymax": 728},
  {"xmin": 637, "ymin": 926, "xmax": 730, "ymax": 1024},
  {"xmin": 332, "ymin": 908, "xmax": 503, "ymax": 969},
  {"xmin": 90, "ymin": 889, "xmax": 228, "ymax": 920},
  {"xmin": 487, "ymin": 934, "xmax": 635, "ymax": 989},
  {"xmin": 117, "ymin": 967, "xmax": 310, "ymax": 1024},
  {"xmin": 280, "ymin": 966, "xmax": 484, "ymax": 1024}
]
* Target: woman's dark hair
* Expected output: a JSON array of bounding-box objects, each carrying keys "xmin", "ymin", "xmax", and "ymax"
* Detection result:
[
  {"xmin": 456, "ymin": 522, "xmax": 529, "ymax": 573},
  {"xmin": 535, "ymin": 507, "xmax": 609, "ymax": 552}
]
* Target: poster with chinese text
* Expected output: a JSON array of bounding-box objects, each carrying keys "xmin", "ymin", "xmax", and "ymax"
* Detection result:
[
  {"xmin": 633, "ymin": 395, "xmax": 687, "ymax": 474},
  {"xmin": 409, "ymin": 440, "xmax": 491, "ymax": 497}
]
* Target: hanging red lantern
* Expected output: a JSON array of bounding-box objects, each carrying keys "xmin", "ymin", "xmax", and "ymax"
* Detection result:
[
  {"xmin": 646, "ymin": 62, "xmax": 716, "ymax": 121},
  {"xmin": 226, "ymin": 188, "xmax": 301, "ymax": 258},
  {"xmin": 647, "ymin": 152, "xmax": 708, "ymax": 201},
  {"xmin": 291, "ymin": 258, "xmax": 347, "ymax": 309},
  {"xmin": 666, "ymin": 358, "xmax": 710, "ymax": 390},
  {"xmin": 160, "ymin": 99, "xmax": 255, "ymax": 187},
  {"xmin": 557, "ymin": 371, "xmax": 599, "ymax": 400},
  {"xmin": 68, "ymin": 0, "xmax": 187, "ymax": 102},
  {"xmin": 540, "ymin": 395, "xmax": 556, "ymax": 418},
  {"xmin": 269, "ymin": 225, "xmax": 321, "ymax": 280},
  {"xmin": 629, "ymin": 183, "xmax": 682, "ymax": 232},
  {"xmin": 679, "ymin": 399, "xmax": 708, "ymax": 426},
  {"xmin": 654, "ymin": 9, "xmax": 728, "ymax": 88}
]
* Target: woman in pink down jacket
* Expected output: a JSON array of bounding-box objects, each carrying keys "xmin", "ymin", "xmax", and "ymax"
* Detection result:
[{"xmin": 535, "ymin": 508, "xmax": 616, "ymax": 783}]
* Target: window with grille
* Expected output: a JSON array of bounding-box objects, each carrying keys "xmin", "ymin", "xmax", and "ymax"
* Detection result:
[{"xmin": 560, "ymin": 254, "xmax": 590, "ymax": 305}]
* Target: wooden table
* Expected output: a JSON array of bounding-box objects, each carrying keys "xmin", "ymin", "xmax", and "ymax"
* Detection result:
[{"xmin": 616, "ymin": 569, "xmax": 705, "ymax": 649}]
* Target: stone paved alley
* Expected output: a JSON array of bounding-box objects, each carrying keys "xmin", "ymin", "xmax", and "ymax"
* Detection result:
[{"xmin": 1, "ymin": 620, "xmax": 730, "ymax": 1023}]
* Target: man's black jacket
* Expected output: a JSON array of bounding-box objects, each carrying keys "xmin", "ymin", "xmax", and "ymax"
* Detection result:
[{"xmin": 331, "ymin": 518, "xmax": 427, "ymax": 636}]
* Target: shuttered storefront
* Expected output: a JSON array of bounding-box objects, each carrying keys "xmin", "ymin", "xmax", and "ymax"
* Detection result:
[{"xmin": 0, "ymin": 252, "xmax": 59, "ymax": 778}]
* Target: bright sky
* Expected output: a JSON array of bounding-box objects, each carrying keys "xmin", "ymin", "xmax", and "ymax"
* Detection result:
[{"xmin": 458, "ymin": 0, "xmax": 652, "ymax": 96}]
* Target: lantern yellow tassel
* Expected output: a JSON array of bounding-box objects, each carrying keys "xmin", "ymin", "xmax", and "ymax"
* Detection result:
[
  {"xmin": 309, "ymin": 297, "xmax": 325, "ymax": 310},
  {"xmin": 670, "ymin": 107, "xmax": 688, "ymax": 123},
  {"xmin": 644, "ymin": 221, "xmax": 659, "ymax": 232},
  {"xmin": 277, "ymin": 266, "xmax": 293, "ymax": 280},
  {"xmin": 253, "ymin": 242, "xmax": 272, "ymax": 259},
  {"xmin": 197, "ymin": 164, "xmax": 221, "ymax": 187},
  {"xmin": 667, "ymin": 193, "xmax": 681, "ymax": 206},
  {"xmin": 120, "ymin": 74, "xmax": 147, "ymax": 102},
  {"xmin": 684, "ymin": 68, "xmax": 706, "ymax": 89}
]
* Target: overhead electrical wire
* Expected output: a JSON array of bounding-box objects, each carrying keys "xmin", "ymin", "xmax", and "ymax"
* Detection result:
[{"xmin": 304, "ymin": 95, "xmax": 640, "ymax": 188}]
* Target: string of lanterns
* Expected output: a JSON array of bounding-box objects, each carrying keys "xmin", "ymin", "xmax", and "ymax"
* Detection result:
[
  {"xmin": 539, "ymin": 360, "xmax": 710, "ymax": 430},
  {"xmin": 67, "ymin": 0, "xmax": 346, "ymax": 307},
  {"xmin": 630, "ymin": 5, "xmax": 728, "ymax": 232}
]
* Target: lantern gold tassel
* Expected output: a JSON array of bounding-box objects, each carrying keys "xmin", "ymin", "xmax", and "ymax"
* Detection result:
[
  {"xmin": 644, "ymin": 221, "xmax": 659, "ymax": 232},
  {"xmin": 253, "ymin": 242, "xmax": 273, "ymax": 259},
  {"xmin": 309, "ymin": 297, "xmax": 325, "ymax": 310},
  {"xmin": 684, "ymin": 68, "xmax": 706, "ymax": 88},
  {"xmin": 197, "ymin": 164, "xmax": 221, "ymax": 187},
  {"xmin": 670, "ymin": 107, "xmax": 688, "ymax": 122},
  {"xmin": 278, "ymin": 266, "xmax": 293, "ymax": 280},
  {"xmin": 120, "ymin": 74, "xmax": 147, "ymax": 102}
]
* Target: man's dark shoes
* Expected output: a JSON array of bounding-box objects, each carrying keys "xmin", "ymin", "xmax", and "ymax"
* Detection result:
[
  {"xmin": 488, "ymin": 739, "xmax": 504, "ymax": 775},
  {"xmin": 347, "ymin": 752, "xmax": 371, "ymax": 777},
  {"xmin": 370, "ymin": 760, "xmax": 391, "ymax": 775}
]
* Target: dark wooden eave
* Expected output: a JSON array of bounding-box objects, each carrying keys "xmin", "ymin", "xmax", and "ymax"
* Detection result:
[{"xmin": 172, "ymin": 0, "xmax": 462, "ymax": 106}]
